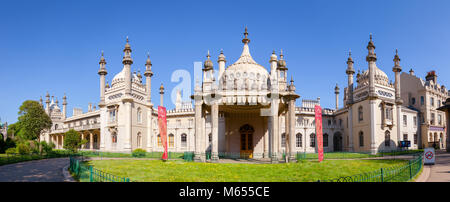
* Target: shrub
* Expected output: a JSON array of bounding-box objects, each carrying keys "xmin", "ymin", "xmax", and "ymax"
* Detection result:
[
  {"xmin": 17, "ymin": 143, "xmax": 30, "ymax": 155},
  {"xmin": 40, "ymin": 141, "xmax": 53, "ymax": 154},
  {"xmin": 132, "ymin": 149, "xmax": 147, "ymax": 157},
  {"xmin": 5, "ymin": 147, "xmax": 17, "ymax": 154}
]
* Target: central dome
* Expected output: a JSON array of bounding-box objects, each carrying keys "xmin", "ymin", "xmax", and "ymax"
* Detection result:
[{"xmin": 358, "ymin": 64, "xmax": 390, "ymax": 87}]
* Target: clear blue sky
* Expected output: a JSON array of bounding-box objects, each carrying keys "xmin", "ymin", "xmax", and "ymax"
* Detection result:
[{"xmin": 1, "ymin": 0, "xmax": 450, "ymax": 124}]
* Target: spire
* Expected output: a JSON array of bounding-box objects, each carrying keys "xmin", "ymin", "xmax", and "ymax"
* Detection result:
[
  {"xmin": 122, "ymin": 36, "xmax": 133, "ymax": 65},
  {"xmin": 242, "ymin": 26, "xmax": 250, "ymax": 44},
  {"xmin": 137, "ymin": 69, "xmax": 142, "ymax": 80},
  {"xmin": 392, "ymin": 49, "xmax": 402, "ymax": 73},
  {"xmin": 144, "ymin": 52, "xmax": 153, "ymax": 77},
  {"xmin": 106, "ymin": 81, "xmax": 110, "ymax": 88},
  {"xmin": 99, "ymin": 50, "xmax": 106, "ymax": 65},
  {"xmin": 63, "ymin": 93, "xmax": 67, "ymax": 105},
  {"xmin": 346, "ymin": 50, "xmax": 355, "ymax": 75},
  {"xmin": 335, "ymin": 83, "xmax": 340, "ymax": 92},
  {"xmin": 39, "ymin": 96, "xmax": 43, "ymax": 106},
  {"xmin": 98, "ymin": 51, "xmax": 107, "ymax": 75},
  {"xmin": 55, "ymin": 96, "xmax": 59, "ymax": 105},
  {"xmin": 366, "ymin": 33, "xmax": 377, "ymax": 62}
]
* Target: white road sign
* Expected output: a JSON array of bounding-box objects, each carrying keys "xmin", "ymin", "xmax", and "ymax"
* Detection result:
[{"xmin": 424, "ymin": 147, "xmax": 435, "ymax": 165}]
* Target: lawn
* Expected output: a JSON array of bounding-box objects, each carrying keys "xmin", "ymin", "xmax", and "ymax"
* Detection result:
[{"xmin": 81, "ymin": 159, "xmax": 407, "ymax": 182}]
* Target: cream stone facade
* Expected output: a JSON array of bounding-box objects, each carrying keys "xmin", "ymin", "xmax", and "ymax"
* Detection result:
[{"xmin": 39, "ymin": 30, "xmax": 448, "ymax": 162}]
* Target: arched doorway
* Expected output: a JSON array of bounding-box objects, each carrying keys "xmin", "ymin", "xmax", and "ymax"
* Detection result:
[
  {"xmin": 333, "ymin": 132, "xmax": 343, "ymax": 151},
  {"xmin": 240, "ymin": 124, "xmax": 254, "ymax": 158}
]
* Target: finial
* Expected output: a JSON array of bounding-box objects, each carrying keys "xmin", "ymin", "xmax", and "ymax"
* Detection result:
[
  {"xmin": 207, "ymin": 50, "xmax": 210, "ymax": 58},
  {"xmin": 220, "ymin": 49, "xmax": 223, "ymax": 54},
  {"xmin": 272, "ymin": 50, "xmax": 275, "ymax": 54},
  {"xmin": 290, "ymin": 75, "xmax": 294, "ymax": 84},
  {"xmin": 147, "ymin": 52, "xmax": 150, "ymax": 58},
  {"xmin": 242, "ymin": 26, "xmax": 250, "ymax": 44},
  {"xmin": 101, "ymin": 50, "xmax": 104, "ymax": 56},
  {"xmin": 126, "ymin": 36, "xmax": 129, "ymax": 43},
  {"xmin": 395, "ymin": 49, "xmax": 398, "ymax": 55},
  {"xmin": 349, "ymin": 49, "xmax": 352, "ymax": 57},
  {"xmin": 370, "ymin": 33, "xmax": 372, "ymax": 41}
]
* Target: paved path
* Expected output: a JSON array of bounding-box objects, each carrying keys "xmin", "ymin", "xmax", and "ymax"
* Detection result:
[
  {"xmin": 0, "ymin": 158, "xmax": 69, "ymax": 182},
  {"xmin": 426, "ymin": 150, "xmax": 450, "ymax": 182}
]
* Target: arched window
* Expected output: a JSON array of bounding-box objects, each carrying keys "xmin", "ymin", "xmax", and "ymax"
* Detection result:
[
  {"xmin": 323, "ymin": 134, "xmax": 328, "ymax": 147},
  {"xmin": 281, "ymin": 133, "xmax": 286, "ymax": 148},
  {"xmin": 181, "ymin": 133, "xmax": 187, "ymax": 148},
  {"xmin": 310, "ymin": 133, "xmax": 316, "ymax": 147},
  {"xmin": 385, "ymin": 131, "xmax": 391, "ymax": 147},
  {"xmin": 137, "ymin": 132, "xmax": 142, "ymax": 148},
  {"xmin": 296, "ymin": 133, "xmax": 302, "ymax": 147},
  {"xmin": 112, "ymin": 133, "xmax": 117, "ymax": 143},
  {"xmin": 137, "ymin": 108, "xmax": 142, "ymax": 123},
  {"xmin": 358, "ymin": 106, "xmax": 363, "ymax": 122},
  {"xmin": 157, "ymin": 134, "xmax": 162, "ymax": 147},
  {"xmin": 359, "ymin": 131, "xmax": 364, "ymax": 147},
  {"xmin": 168, "ymin": 134, "xmax": 174, "ymax": 148}
]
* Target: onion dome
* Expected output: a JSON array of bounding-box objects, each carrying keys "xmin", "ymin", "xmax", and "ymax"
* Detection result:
[
  {"xmin": 203, "ymin": 50, "xmax": 213, "ymax": 71},
  {"xmin": 99, "ymin": 51, "xmax": 106, "ymax": 65},
  {"xmin": 277, "ymin": 49, "xmax": 287, "ymax": 70}
]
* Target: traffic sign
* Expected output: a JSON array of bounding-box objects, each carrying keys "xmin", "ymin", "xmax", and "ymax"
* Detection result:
[{"xmin": 424, "ymin": 147, "xmax": 435, "ymax": 165}]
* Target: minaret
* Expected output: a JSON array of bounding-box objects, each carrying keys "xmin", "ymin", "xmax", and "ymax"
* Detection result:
[
  {"xmin": 144, "ymin": 53, "xmax": 153, "ymax": 104},
  {"xmin": 62, "ymin": 93, "xmax": 67, "ymax": 119},
  {"xmin": 335, "ymin": 84, "xmax": 340, "ymax": 110},
  {"xmin": 45, "ymin": 92, "xmax": 50, "ymax": 113},
  {"xmin": 393, "ymin": 49, "xmax": 403, "ymax": 143},
  {"xmin": 122, "ymin": 37, "xmax": 133, "ymax": 96},
  {"xmin": 366, "ymin": 34, "xmax": 377, "ymax": 96},
  {"xmin": 98, "ymin": 51, "xmax": 107, "ymax": 106},
  {"xmin": 160, "ymin": 83, "xmax": 164, "ymax": 106},
  {"xmin": 269, "ymin": 50, "xmax": 278, "ymax": 78},
  {"xmin": 393, "ymin": 49, "xmax": 403, "ymax": 104},
  {"xmin": 218, "ymin": 49, "xmax": 226, "ymax": 83},
  {"xmin": 122, "ymin": 37, "xmax": 133, "ymax": 151},
  {"xmin": 277, "ymin": 49, "xmax": 288, "ymax": 91},
  {"xmin": 203, "ymin": 50, "xmax": 214, "ymax": 91},
  {"xmin": 366, "ymin": 34, "xmax": 377, "ymax": 154},
  {"xmin": 346, "ymin": 50, "xmax": 355, "ymax": 105},
  {"xmin": 39, "ymin": 96, "xmax": 43, "ymax": 106}
]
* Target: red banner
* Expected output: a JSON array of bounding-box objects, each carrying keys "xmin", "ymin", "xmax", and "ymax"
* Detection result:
[
  {"xmin": 314, "ymin": 105, "xmax": 324, "ymax": 162},
  {"xmin": 158, "ymin": 106, "xmax": 168, "ymax": 160}
]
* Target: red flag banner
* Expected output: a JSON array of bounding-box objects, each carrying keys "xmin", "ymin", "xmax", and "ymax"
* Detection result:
[
  {"xmin": 314, "ymin": 105, "xmax": 324, "ymax": 162},
  {"xmin": 158, "ymin": 106, "xmax": 168, "ymax": 160}
]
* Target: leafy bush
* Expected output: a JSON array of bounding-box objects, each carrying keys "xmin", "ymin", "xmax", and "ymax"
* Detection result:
[
  {"xmin": 5, "ymin": 147, "xmax": 17, "ymax": 154},
  {"xmin": 132, "ymin": 149, "xmax": 147, "ymax": 157},
  {"xmin": 17, "ymin": 143, "xmax": 30, "ymax": 155},
  {"xmin": 40, "ymin": 141, "xmax": 53, "ymax": 154}
]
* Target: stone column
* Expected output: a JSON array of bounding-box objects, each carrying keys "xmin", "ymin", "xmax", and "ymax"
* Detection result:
[
  {"xmin": 62, "ymin": 135, "xmax": 64, "ymax": 149},
  {"xmin": 147, "ymin": 107, "xmax": 153, "ymax": 151},
  {"xmin": 285, "ymin": 110, "xmax": 289, "ymax": 161},
  {"xmin": 289, "ymin": 98, "xmax": 296, "ymax": 162},
  {"xmin": 124, "ymin": 101, "xmax": 132, "ymax": 151},
  {"xmin": 90, "ymin": 132, "xmax": 94, "ymax": 151},
  {"xmin": 81, "ymin": 134, "xmax": 85, "ymax": 149},
  {"xmin": 370, "ymin": 99, "xmax": 377, "ymax": 154},
  {"xmin": 270, "ymin": 99, "xmax": 279, "ymax": 163},
  {"xmin": 194, "ymin": 101, "xmax": 204, "ymax": 162},
  {"xmin": 211, "ymin": 103, "xmax": 219, "ymax": 162},
  {"xmin": 264, "ymin": 116, "xmax": 269, "ymax": 158}
]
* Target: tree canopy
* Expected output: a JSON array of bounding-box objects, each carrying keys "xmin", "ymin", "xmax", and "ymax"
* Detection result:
[
  {"xmin": 16, "ymin": 100, "xmax": 52, "ymax": 141},
  {"xmin": 63, "ymin": 129, "xmax": 87, "ymax": 153}
]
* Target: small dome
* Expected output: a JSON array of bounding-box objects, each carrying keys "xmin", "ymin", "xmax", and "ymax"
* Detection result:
[
  {"xmin": 203, "ymin": 51, "xmax": 213, "ymax": 70},
  {"xmin": 358, "ymin": 65, "xmax": 390, "ymax": 87}
]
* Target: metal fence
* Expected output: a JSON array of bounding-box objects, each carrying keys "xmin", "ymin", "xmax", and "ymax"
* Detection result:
[
  {"xmin": 320, "ymin": 153, "xmax": 423, "ymax": 182},
  {"xmin": 69, "ymin": 156, "xmax": 130, "ymax": 182}
]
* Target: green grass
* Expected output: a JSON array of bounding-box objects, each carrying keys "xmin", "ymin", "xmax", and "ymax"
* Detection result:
[
  {"xmin": 78, "ymin": 151, "xmax": 185, "ymax": 159},
  {"xmin": 80, "ymin": 159, "xmax": 407, "ymax": 182}
]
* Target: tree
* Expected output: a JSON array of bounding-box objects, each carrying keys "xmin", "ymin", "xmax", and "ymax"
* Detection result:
[
  {"xmin": 16, "ymin": 100, "xmax": 52, "ymax": 142},
  {"xmin": 63, "ymin": 129, "xmax": 87, "ymax": 153}
]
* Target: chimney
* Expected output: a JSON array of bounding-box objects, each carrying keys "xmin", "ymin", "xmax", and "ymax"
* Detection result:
[{"xmin": 425, "ymin": 70, "xmax": 437, "ymax": 83}]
